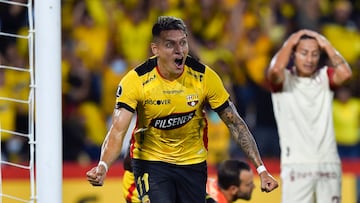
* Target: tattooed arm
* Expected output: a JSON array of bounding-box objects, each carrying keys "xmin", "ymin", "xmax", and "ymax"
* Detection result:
[
  {"xmin": 218, "ymin": 101, "xmax": 263, "ymax": 168},
  {"xmin": 217, "ymin": 100, "xmax": 279, "ymax": 192}
]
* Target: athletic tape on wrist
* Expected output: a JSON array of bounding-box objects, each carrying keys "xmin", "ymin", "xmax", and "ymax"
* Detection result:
[
  {"xmin": 98, "ymin": 161, "xmax": 108, "ymax": 173},
  {"xmin": 256, "ymin": 165, "xmax": 267, "ymax": 174}
]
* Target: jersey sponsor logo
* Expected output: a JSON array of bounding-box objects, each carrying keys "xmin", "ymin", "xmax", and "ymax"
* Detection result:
[
  {"xmin": 163, "ymin": 89, "xmax": 184, "ymax": 94},
  {"xmin": 290, "ymin": 170, "xmax": 338, "ymax": 182},
  {"xmin": 150, "ymin": 110, "xmax": 195, "ymax": 130},
  {"xmin": 186, "ymin": 94, "xmax": 199, "ymax": 107},
  {"xmin": 144, "ymin": 99, "xmax": 171, "ymax": 105},
  {"xmin": 116, "ymin": 86, "xmax": 122, "ymax": 97}
]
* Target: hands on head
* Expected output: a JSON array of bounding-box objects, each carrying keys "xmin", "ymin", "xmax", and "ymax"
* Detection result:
[{"xmin": 289, "ymin": 29, "xmax": 331, "ymax": 50}]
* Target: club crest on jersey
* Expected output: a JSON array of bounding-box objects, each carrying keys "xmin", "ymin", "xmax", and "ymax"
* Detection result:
[{"xmin": 186, "ymin": 94, "xmax": 199, "ymax": 107}]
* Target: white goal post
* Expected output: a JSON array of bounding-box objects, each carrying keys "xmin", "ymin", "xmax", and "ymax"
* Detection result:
[{"xmin": 34, "ymin": 0, "xmax": 62, "ymax": 203}]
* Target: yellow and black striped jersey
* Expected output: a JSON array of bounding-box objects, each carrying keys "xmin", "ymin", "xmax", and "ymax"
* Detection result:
[{"xmin": 115, "ymin": 56, "xmax": 229, "ymax": 165}]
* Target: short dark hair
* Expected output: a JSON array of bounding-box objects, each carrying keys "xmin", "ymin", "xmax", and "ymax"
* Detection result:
[
  {"xmin": 152, "ymin": 16, "xmax": 187, "ymax": 39},
  {"xmin": 217, "ymin": 160, "xmax": 251, "ymax": 190},
  {"xmin": 293, "ymin": 34, "xmax": 317, "ymax": 52}
]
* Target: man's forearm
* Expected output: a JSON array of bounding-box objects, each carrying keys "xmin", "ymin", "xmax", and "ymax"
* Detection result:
[{"xmin": 219, "ymin": 103, "xmax": 264, "ymax": 168}]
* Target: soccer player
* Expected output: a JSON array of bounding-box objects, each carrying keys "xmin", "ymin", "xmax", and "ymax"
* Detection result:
[
  {"xmin": 206, "ymin": 160, "xmax": 255, "ymax": 203},
  {"xmin": 266, "ymin": 29, "xmax": 352, "ymax": 202},
  {"xmin": 87, "ymin": 16, "xmax": 278, "ymax": 203}
]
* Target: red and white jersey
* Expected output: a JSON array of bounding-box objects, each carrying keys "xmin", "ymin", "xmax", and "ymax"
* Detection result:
[{"xmin": 271, "ymin": 66, "xmax": 340, "ymax": 165}]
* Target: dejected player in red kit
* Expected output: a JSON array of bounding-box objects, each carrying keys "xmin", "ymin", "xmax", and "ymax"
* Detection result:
[{"xmin": 267, "ymin": 29, "xmax": 352, "ymax": 203}]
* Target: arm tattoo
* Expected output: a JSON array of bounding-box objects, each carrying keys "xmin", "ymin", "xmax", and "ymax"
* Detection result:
[
  {"xmin": 218, "ymin": 103, "xmax": 263, "ymax": 167},
  {"xmin": 330, "ymin": 54, "xmax": 346, "ymax": 68}
]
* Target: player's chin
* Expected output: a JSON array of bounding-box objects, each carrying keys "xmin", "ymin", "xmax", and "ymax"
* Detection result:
[
  {"xmin": 239, "ymin": 194, "xmax": 251, "ymax": 201},
  {"xmin": 173, "ymin": 64, "xmax": 184, "ymax": 72}
]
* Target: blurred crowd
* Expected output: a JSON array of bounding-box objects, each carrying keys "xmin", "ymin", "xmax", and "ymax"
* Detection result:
[{"xmin": 1, "ymin": 0, "xmax": 360, "ymax": 165}]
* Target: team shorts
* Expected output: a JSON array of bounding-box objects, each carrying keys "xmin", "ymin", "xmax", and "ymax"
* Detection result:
[
  {"xmin": 132, "ymin": 159, "xmax": 207, "ymax": 203},
  {"xmin": 281, "ymin": 163, "xmax": 342, "ymax": 203},
  {"xmin": 122, "ymin": 170, "xmax": 141, "ymax": 203}
]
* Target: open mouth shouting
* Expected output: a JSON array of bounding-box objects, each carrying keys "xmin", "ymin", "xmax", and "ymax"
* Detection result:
[{"xmin": 174, "ymin": 57, "xmax": 184, "ymax": 68}]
